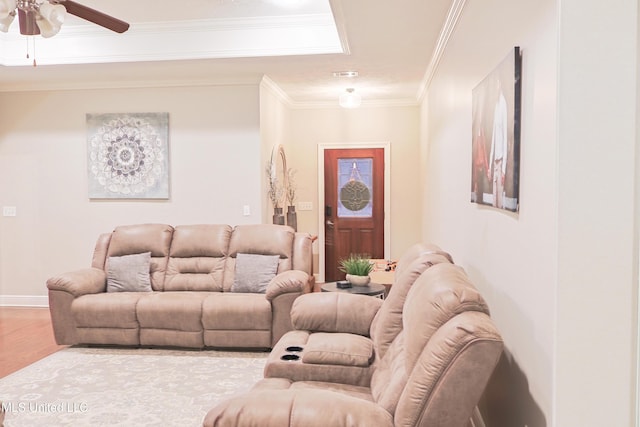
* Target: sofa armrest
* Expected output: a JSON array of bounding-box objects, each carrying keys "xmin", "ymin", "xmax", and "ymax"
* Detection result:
[
  {"xmin": 290, "ymin": 292, "xmax": 383, "ymax": 336},
  {"xmin": 46, "ymin": 268, "xmax": 107, "ymax": 297},
  {"xmin": 265, "ymin": 270, "xmax": 310, "ymax": 301},
  {"xmin": 203, "ymin": 389, "xmax": 393, "ymax": 427}
]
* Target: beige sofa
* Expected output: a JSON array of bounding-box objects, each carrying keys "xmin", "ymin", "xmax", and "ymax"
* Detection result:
[
  {"xmin": 265, "ymin": 243, "xmax": 454, "ymax": 386},
  {"xmin": 204, "ymin": 261, "xmax": 503, "ymax": 427},
  {"xmin": 47, "ymin": 223, "xmax": 314, "ymax": 349}
]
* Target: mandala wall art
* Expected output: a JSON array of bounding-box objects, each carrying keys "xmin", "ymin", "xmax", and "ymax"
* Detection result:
[{"xmin": 87, "ymin": 112, "xmax": 170, "ymax": 199}]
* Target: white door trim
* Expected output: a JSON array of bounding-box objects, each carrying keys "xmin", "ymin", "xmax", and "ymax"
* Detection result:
[{"xmin": 317, "ymin": 142, "xmax": 391, "ymax": 284}]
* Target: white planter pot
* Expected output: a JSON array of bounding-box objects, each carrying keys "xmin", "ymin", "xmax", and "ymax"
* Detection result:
[{"xmin": 346, "ymin": 274, "xmax": 371, "ymax": 287}]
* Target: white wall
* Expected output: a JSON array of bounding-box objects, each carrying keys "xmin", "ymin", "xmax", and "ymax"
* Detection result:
[
  {"xmin": 555, "ymin": 0, "xmax": 637, "ymax": 425},
  {"xmin": 423, "ymin": 0, "xmax": 557, "ymax": 423},
  {"xmin": 422, "ymin": 0, "xmax": 638, "ymax": 425},
  {"xmin": 287, "ymin": 105, "xmax": 422, "ymax": 261},
  {"xmin": 0, "ymin": 84, "xmax": 262, "ymax": 302},
  {"xmin": 423, "ymin": 0, "xmax": 557, "ymax": 418}
]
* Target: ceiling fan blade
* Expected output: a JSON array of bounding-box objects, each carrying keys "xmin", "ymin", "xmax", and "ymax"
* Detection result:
[
  {"xmin": 18, "ymin": 9, "xmax": 40, "ymax": 35},
  {"xmin": 55, "ymin": 0, "xmax": 129, "ymax": 33}
]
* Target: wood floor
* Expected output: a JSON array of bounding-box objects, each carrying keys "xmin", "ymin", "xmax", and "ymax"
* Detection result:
[{"xmin": 0, "ymin": 307, "xmax": 66, "ymax": 378}]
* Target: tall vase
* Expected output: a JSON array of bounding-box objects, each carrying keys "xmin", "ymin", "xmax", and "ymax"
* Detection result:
[
  {"xmin": 273, "ymin": 207, "xmax": 285, "ymax": 225},
  {"xmin": 286, "ymin": 205, "xmax": 297, "ymax": 231}
]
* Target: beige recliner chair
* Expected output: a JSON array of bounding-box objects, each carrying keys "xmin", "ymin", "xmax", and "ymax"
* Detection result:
[
  {"xmin": 264, "ymin": 244, "xmax": 454, "ymax": 386},
  {"xmin": 203, "ymin": 262, "xmax": 503, "ymax": 427}
]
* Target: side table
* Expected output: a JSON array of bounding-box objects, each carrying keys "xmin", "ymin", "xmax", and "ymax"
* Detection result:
[{"xmin": 320, "ymin": 282, "xmax": 386, "ymax": 299}]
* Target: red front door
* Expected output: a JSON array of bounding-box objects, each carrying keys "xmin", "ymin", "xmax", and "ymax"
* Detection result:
[{"xmin": 324, "ymin": 148, "xmax": 385, "ymax": 282}]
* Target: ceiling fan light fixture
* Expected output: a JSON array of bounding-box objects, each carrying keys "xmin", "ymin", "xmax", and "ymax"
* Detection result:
[
  {"xmin": 0, "ymin": 11, "xmax": 14, "ymax": 32},
  {"xmin": 0, "ymin": 0, "xmax": 16, "ymax": 32},
  {"xmin": 339, "ymin": 88, "xmax": 361, "ymax": 109},
  {"xmin": 36, "ymin": 1, "xmax": 65, "ymax": 37},
  {"xmin": 0, "ymin": 0, "xmax": 15, "ymax": 15}
]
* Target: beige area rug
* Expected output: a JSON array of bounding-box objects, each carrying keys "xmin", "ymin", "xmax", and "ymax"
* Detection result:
[{"xmin": 0, "ymin": 346, "xmax": 268, "ymax": 426}]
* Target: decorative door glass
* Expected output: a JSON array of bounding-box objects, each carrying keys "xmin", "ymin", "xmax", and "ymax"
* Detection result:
[{"xmin": 337, "ymin": 158, "xmax": 373, "ymax": 218}]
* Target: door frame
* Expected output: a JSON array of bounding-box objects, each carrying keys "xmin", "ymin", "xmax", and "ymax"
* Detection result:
[{"xmin": 317, "ymin": 142, "xmax": 391, "ymax": 284}]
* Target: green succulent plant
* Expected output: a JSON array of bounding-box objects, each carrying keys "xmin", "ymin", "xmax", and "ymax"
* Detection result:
[{"xmin": 338, "ymin": 254, "xmax": 374, "ymax": 276}]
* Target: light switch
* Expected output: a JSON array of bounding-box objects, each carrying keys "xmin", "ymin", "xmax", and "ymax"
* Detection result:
[
  {"xmin": 3, "ymin": 206, "xmax": 16, "ymax": 217},
  {"xmin": 298, "ymin": 201, "xmax": 313, "ymax": 211},
  {"xmin": 243, "ymin": 205, "xmax": 251, "ymax": 216}
]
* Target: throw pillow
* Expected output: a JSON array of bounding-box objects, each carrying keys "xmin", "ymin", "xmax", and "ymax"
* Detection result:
[
  {"xmin": 106, "ymin": 252, "xmax": 153, "ymax": 293},
  {"xmin": 231, "ymin": 253, "xmax": 280, "ymax": 293}
]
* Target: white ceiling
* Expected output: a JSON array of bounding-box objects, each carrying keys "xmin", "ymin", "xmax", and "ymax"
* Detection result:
[{"xmin": 0, "ymin": 0, "xmax": 456, "ymax": 107}]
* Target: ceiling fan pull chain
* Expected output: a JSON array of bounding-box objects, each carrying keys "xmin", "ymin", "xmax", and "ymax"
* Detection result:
[{"xmin": 24, "ymin": 35, "xmax": 36, "ymax": 66}]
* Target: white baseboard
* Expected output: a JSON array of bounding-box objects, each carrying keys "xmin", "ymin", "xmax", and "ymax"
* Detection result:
[
  {"xmin": 469, "ymin": 406, "xmax": 487, "ymax": 427},
  {"xmin": 0, "ymin": 295, "xmax": 49, "ymax": 307}
]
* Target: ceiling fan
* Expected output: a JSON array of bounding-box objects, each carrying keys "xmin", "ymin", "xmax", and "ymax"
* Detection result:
[{"xmin": 0, "ymin": 0, "xmax": 129, "ymax": 38}]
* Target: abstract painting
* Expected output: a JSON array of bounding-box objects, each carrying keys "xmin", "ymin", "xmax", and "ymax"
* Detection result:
[
  {"xmin": 471, "ymin": 47, "xmax": 522, "ymax": 212},
  {"xmin": 87, "ymin": 112, "xmax": 170, "ymax": 199}
]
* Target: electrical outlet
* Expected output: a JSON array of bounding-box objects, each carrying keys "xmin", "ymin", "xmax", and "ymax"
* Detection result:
[
  {"xmin": 3, "ymin": 206, "xmax": 16, "ymax": 217},
  {"xmin": 298, "ymin": 201, "xmax": 313, "ymax": 211}
]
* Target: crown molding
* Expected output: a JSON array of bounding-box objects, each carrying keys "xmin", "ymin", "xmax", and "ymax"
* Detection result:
[
  {"xmin": 0, "ymin": 76, "xmax": 263, "ymax": 93},
  {"xmin": 328, "ymin": 0, "xmax": 351, "ymax": 55},
  {"xmin": 260, "ymin": 75, "xmax": 294, "ymax": 107},
  {"xmin": 0, "ymin": 14, "xmax": 343, "ymax": 66},
  {"xmin": 416, "ymin": 0, "xmax": 467, "ymax": 102}
]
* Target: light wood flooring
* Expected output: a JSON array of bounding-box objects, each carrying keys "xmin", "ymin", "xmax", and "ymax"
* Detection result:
[{"xmin": 0, "ymin": 307, "xmax": 66, "ymax": 378}]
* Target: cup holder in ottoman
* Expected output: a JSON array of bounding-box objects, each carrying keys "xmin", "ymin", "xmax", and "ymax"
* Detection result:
[
  {"xmin": 265, "ymin": 336, "xmax": 373, "ymax": 387},
  {"xmin": 280, "ymin": 353, "xmax": 300, "ymax": 361}
]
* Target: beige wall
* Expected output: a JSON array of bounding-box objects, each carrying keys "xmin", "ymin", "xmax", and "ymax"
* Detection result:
[
  {"xmin": 286, "ymin": 105, "xmax": 422, "ymax": 263},
  {"xmin": 259, "ymin": 78, "xmax": 292, "ymax": 224},
  {"xmin": 423, "ymin": 0, "xmax": 638, "ymax": 426},
  {"xmin": 0, "ymin": 84, "xmax": 261, "ymax": 303},
  {"xmin": 0, "ymin": 83, "xmax": 423, "ymax": 300}
]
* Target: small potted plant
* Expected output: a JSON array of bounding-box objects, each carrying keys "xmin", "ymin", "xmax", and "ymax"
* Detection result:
[{"xmin": 339, "ymin": 254, "xmax": 373, "ymax": 286}]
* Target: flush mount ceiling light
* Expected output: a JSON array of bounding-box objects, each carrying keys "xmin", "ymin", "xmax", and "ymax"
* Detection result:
[
  {"xmin": 0, "ymin": 0, "xmax": 129, "ymax": 38},
  {"xmin": 339, "ymin": 88, "xmax": 362, "ymax": 109}
]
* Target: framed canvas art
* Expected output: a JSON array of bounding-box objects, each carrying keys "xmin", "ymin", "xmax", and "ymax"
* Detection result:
[
  {"xmin": 471, "ymin": 47, "xmax": 522, "ymax": 212},
  {"xmin": 87, "ymin": 112, "xmax": 170, "ymax": 199}
]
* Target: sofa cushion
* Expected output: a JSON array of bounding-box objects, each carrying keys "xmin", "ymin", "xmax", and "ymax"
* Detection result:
[
  {"xmin": 302, "ymin": 333, "xmax": 374, "ymax": 367},
  {"xmin": 163, "ymin": 224, "xmax": 231, "ymax": 292},
  {"xmin": 231, "ymin": 253, "xmax": 279, "ymax": 293},
  {"xmin": 369, "ymin": 249, "xmax": 452, "ymax": 358},
  {"xmin": 106, "ymin": 252, "xmax": 152, "ymax": 293},
  {"xmin": 223, "ymin": 224, "xmax": 294, "ymax": 291},
  {"xmin": 402, "ymin": 263, "xmax": 489, "ymax": 369},
  {"xmin": 169, "ymin": 224, "xmax": 231, "ymax": 258},
  {"xmin": 202, "ymin": 293, "xmax": 272, "ymax": 330},
  {"xmin": 291, "ymin": 292, "xmax": 382, "ymax": 335},
  {"xmin": 107, "ymin": 223, "xmax": 174, "ymax": 291},
  {"xmin": 136, "ymin": 292, "xmax": 206, "ymax": 332},
  {"xmin": 72, "ymin": 292, "xmax": 144, "ymax": 328}
]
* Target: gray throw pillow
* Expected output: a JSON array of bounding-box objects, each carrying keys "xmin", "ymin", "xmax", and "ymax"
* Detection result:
[
  {"xmin": 231, "ymin": 253, "xmax": 280, "ymax": 293},
  {"xmin": 106, "ymin": 252, "xmax": 152, "ymax": 293}
]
